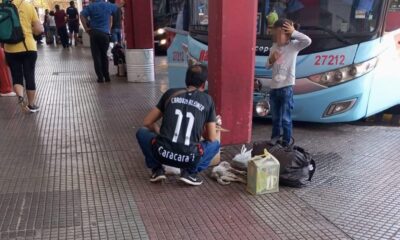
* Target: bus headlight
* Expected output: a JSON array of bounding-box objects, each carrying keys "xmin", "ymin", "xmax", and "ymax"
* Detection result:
[
  {"xmin": 256, "ymin": 100, "xmax": 270, "ymax": 117},
  {"xmin": 160, "ymin": 39, "xmax": 167, "ymax": 45},
  {"xmin": 308, "ymin": 57, "xmax": 378, "ymax": 87},
  {"xmin": 156, "ymin": 28, "xmax": 166, "ymax": 35}
]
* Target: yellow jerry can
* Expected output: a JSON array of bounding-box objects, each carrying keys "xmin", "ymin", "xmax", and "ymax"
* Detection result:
[{"xmin": 247, "ymin": 150, "xmax": 280, "ymax": 195}]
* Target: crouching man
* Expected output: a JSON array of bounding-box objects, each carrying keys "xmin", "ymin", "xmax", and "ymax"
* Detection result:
[{"xmin": 136, "ymin": 65, "xmax": 220, "ymax": 186}]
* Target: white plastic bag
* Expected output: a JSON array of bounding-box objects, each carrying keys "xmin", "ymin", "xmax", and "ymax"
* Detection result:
[
  {"xmin": 163, "ymin": 165, "xmax": 181, "ymax": 175},
  {"xmin": 232, "ymin": 145, "xmax": 253, "ymax": 169}
]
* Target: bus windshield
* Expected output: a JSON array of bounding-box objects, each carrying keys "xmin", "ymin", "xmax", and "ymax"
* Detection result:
[
  {"xmin": 153, "ymin": 0, "xmax": 167, "ymax": 17},
  {"xmin": 189, "ymin": 0, "xmax": 386, "ymax": 54},
  {"xmin": 154, "ymin": 0, "xmax": 185, "ymax": 29}
]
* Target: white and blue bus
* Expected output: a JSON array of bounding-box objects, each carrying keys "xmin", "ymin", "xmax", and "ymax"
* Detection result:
[{"xmin": 167, "ymin": 0, "xmax": 400, "ymax": 123}]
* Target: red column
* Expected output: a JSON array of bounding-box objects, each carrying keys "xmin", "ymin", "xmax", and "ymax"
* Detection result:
[
  {"xmin": 127, "ymin": 0, "xmax": 154, "ymax": 49},
  {"xmin": 0, "ymin": 47, "xmax": 13, "ymax": 94},
  {"xmin": 208, "ymin": 0, "xmax": 258, "ymax": 145},
  {"xmin": 123, "ymin": 0, "xmax": 135, "ymax": 48}
]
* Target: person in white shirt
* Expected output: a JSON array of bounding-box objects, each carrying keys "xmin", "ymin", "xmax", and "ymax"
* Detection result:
[{"xmin": 47, "ymin": 11, "xmax": 57, "ymax": 45}]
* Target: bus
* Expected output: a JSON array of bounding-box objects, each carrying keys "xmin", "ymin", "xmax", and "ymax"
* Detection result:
[{"xmin": 167, "ymin": 0, "xmax": 400, "ymax": 123}]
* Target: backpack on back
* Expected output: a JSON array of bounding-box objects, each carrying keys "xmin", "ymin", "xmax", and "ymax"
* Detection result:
[
  {"xmin": 253, "ymin": 138, "xmax": 316, "ymax": 188},
  {"xmin": 0, "ymin": 0, "xmax": 25, "ymax": 44}
]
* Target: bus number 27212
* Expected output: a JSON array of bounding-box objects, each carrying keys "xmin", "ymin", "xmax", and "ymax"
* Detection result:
[{"xmin": 315, "ymin": 55, "xmax": 345, "ymax": 66}]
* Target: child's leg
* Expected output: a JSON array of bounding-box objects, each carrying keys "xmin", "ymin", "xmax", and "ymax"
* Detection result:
[
  {"xmin": 282, "ymin": 86, "xmax": 294, "ymax": 145},
  {"xmin": 270, "ymin": 89, "xmax": 283, "ymax": 140}
]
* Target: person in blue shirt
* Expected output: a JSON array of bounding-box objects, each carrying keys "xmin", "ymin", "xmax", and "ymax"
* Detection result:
[
  {"xmin": 66, "ymin": 1, "xmax": 80, "ymax": 46},
  {"xmin": 80, "ymin": 0, "xmax": 121, "ymax": 83},
  {"xmin": 108, "ymin": 0, "xmax": 122, "ymax": 44}
]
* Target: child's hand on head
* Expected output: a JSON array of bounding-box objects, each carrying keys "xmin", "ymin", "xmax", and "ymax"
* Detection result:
[{"xmin": 282, "ymin": 22, "xmax": 295, "ymax": 36}]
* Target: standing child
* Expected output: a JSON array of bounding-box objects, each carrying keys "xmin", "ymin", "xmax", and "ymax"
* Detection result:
[{"xmin": 266, "ymin": 19, "xmax": 311, "ymax": 146}]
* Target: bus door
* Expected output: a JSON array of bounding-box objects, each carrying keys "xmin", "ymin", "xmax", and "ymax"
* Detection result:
[
  {"xmin": 367, "ymin": 0, "xmax": 400, "ymax": 115},
  {"xmin": 385, "ymin": 0, "xmax": 400, "ymax": 56}
]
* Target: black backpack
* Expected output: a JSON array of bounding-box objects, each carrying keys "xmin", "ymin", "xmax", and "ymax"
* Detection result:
[
  {"xmin": 253, "ymin": 138, "xmax": 316, "ymax": 188},
  {"xmin": 0, "ymin": 0, "xmax": 25, "ymax": 44}
]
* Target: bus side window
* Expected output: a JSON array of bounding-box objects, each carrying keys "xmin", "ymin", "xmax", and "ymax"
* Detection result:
[{"xmin": 386, "ymin": 0, "xmax": 400, "ymax": 32}]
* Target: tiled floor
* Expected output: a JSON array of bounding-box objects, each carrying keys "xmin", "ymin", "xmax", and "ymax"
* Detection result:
[{"xmin": 0, "ymin": 45, "xmax": 399, "ymax": 240}]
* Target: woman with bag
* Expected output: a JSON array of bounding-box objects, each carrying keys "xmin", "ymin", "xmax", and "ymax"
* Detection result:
[{"xmin": 4, "ymin": 0, "xmax": 43, "ymax": 113}]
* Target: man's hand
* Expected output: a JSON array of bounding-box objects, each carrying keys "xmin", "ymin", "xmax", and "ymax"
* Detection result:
[
  {"xmin": 85, "ymin": 28, "xmax": 91, "ymax": 34},
  {"xmin": 268, "ymin": 51, "xmax": 281, "ymax": 66},
  {"xmin": 216, "ymin": 115, "xmax": 222, "ymax": 127},
  {"xmin": 282, "ymin": 22, "xmax": 295, "ymax": 36}
]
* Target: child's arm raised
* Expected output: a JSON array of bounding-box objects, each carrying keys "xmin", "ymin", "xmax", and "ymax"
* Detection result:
[
  {"xmin": 291, "ymin": 30, "xmax": 312, "ymax": 51},
  {"xmin": 282, "ymin": 22, "xmax": 312, "ymax": 51}
]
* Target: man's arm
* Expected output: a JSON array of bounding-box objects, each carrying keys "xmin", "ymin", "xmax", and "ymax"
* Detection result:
[
  {"xmin": 203, "ymin": 122, "xmax": 218, "ymax": 142},
  {"xmin": 80, "ymin": 7, "xmax": 91, "ymax": 32},
  {"xmin": 80, "ymin": 14, "xmax": 90, "ymax": 32},
  {"xmin": 109, "ymin": 15, "xmax": 113, "ymax": 32},
  {"xmin": 203, "ymin": 100, "xmax": 218, "ymax": 141},
  {"xmin": 143, "ymin": 108, "xmax": 163, "ymax": 134}
]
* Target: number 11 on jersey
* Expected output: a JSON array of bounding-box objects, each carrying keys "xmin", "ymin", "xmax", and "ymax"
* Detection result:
[{"xmin": 172, "ymin": 109, "xmax": 195, "ymax": 146}]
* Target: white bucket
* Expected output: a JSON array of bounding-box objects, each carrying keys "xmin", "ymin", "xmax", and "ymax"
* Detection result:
[{"xmin": 125, "ymin": 49, "xmax": 155, "ymax": 83}]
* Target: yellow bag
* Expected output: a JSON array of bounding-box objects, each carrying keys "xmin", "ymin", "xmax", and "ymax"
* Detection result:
[{"xmin": 247, "ymin": 149, "xmax": 280, "ymax": 195}]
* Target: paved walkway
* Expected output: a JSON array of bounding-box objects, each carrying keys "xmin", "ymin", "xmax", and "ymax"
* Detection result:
[{"xmin": 0, "ymin": 46, "xmax": 399, "ymax": 240}]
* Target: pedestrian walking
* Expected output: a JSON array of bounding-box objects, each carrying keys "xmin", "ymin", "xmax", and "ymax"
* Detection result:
[
  {"xmin": 80, "ymin": 0, "xmax": 121, "ymax": 83},
  {"xmin": 43, "ymin": 9, "xmax": 49, "ymax": 39},
  {"xmin": 54, "ymin": 5, "xmax": 69, "ymax": 48},
  {"xmin": 4, "ymin": 0, "xmax": 43, "ymax": 112},
  {"xmin": 109, "ymin": 0, "xmax": 122, "ymax": 45},
  {"xmin": 47, "ymin": 11, "xmax": 57, "ymax": 45},
  {"xmin": 66, "ymin": 1, "xmax": 80, "ymax": 46}
]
